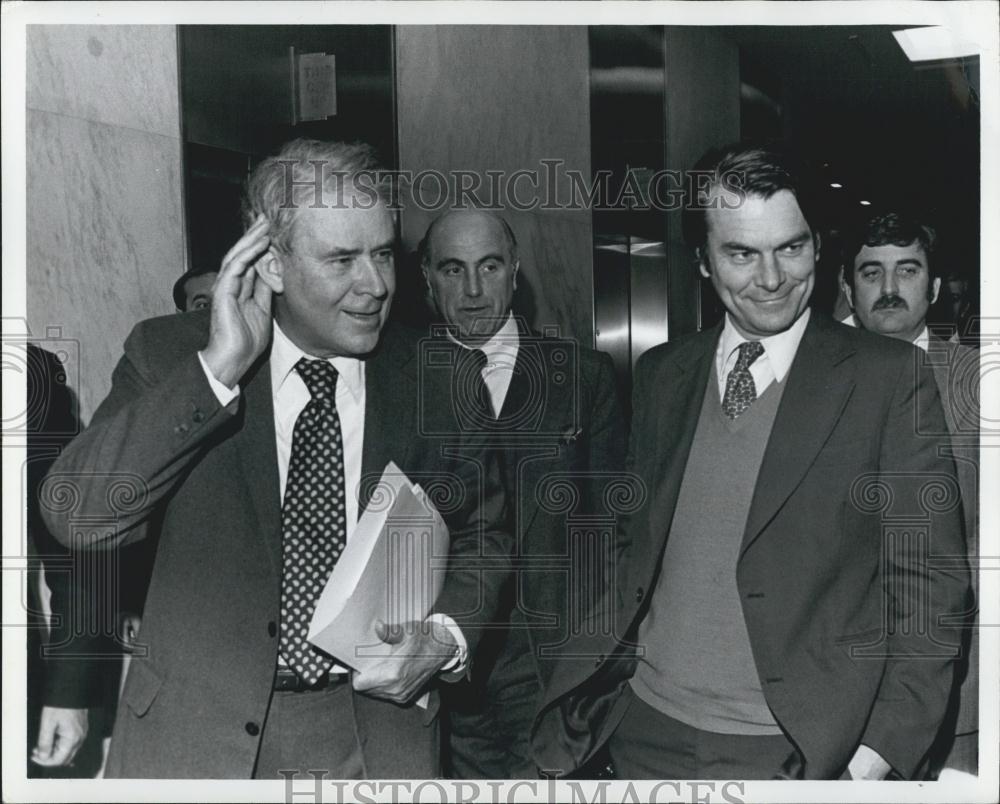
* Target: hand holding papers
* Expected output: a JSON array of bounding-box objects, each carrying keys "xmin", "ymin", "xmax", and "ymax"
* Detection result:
[{"xmin": 308, "ymin": 462, "xmax": 450, "ymax": 676}]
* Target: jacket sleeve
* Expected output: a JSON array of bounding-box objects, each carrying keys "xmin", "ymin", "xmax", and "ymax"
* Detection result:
[
  {"xmin": 859, "ymin": 353, "xmax": 970, "ymax": 778},
  {"xmin": 430, "ymin": 435, "xmax": 511, "ymax": 662},
  {"xmin": 40, "ymin": 320, "xmax": 238, "ymax": 551}
]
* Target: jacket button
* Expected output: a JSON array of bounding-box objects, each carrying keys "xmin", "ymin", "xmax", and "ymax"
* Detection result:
[
  {"xmin": 245, "ymin": 722, "xmax": 260, "ymax": 736},
  {"xmin": 635, "ymin": 587, "xmax": 644, "ymax": 602},
  {"xmin": 174, "ymin": 423, "xmax": 189, "ymax": 436},
  {"xmin": 192, "ymin": 409, "xmax": 205, "ymax": 423},
  {"xmin": 267, "ymin": 621, "xmax": 277, "ymax": 637}
]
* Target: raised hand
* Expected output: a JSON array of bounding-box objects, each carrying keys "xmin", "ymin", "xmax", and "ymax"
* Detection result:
[{"xmin": 200, "ymin": 214, "xmax": 276, "ymax": 388}]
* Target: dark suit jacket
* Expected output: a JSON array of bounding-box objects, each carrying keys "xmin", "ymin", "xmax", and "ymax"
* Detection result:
[
  {"xmin": 25, "ymin": 344, "xmax": 113, "ymax": 711},
  {"xmin": 927, "ymin": 336, "xmax": 979, "ymax": 742},
  {"xmin": 41, "ymin": 311, "xmax": 510, "ymax": 778},
  {"xmin": 453, "ymin": 320, "xmax": 627, "ymax": 690},
  {"xmin": 532, "ymin": 312, "xmax": 969, "ymax": 780}
]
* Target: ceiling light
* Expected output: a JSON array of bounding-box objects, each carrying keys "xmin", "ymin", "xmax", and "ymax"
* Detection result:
[
  {"xmin": 893, "ymin": 27, "xmax": 979, "ymax": 62},
  {"xmin": 859, "ymin": 200, "xmax": 872, "ymax": 206},
  {"xmin": 830, "ymin": 183, "xmax": 843, "ymax": 189}
]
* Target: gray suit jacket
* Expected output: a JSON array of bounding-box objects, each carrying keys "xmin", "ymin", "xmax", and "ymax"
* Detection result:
[
  {"xmin": 927, "ymin": 335, "xmax": 979, "ymax": 740},
  {"xmin": 41, "ymin": 311, "xmax": 511, "ymax": 778},
  {"xmin": 532, "ymin": 313, "xmax": 969, "ymax": 780}
]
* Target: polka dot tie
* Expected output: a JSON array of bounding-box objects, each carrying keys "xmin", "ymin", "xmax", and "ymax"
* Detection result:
[
  {"xmin": 722, "ymin": 340, "xmax": 765, "ymax": 419},
  {"xmin": 279, "ymin": 358, "xmax": 346, "ymax": 685}
]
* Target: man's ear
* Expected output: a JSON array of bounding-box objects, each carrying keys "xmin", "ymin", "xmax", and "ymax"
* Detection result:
[
  {"xmin": 512, "ymin": 259, "xmax": 520, "ymax": 291},
  {"xmin": 930, "ymin": 276, "xmax": 942, "ymax": 305},
  {"xmin": 696, "ymin": 248, "xmax": 711, "ymax": 279},
  {"xmin": 840, "ymin": 267, "xmax": 855, "ymax": 310},
  {"xmin": 255, "ymin": 247, "xmax": 284, "ymax": 294},
  {"xmin": 813, "ymin": 231, "xmax": 822, "ymax": 263}
]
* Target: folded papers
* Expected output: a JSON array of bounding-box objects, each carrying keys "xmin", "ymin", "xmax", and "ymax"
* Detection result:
[{"xmin": 308, "ymin": 461, "xmax": 449, "ymax": 672}]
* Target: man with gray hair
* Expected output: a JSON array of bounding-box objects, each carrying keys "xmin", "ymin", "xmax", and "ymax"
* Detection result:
[{"xmin": 42, "ymin": 139, "xmax": 511, "ymax": 778}]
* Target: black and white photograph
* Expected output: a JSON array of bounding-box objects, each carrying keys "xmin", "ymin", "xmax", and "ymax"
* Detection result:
[{"xmin": 2, "ymin": 2, "xmax": 997, "ymax": 802}]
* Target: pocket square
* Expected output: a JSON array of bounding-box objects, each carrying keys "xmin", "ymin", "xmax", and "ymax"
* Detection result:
[{"xmin": 560, "ymin": 426, "xmax": 583, "ymax": 444}]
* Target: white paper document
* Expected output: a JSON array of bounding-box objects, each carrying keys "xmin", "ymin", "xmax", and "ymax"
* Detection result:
[{"xmin": 308, "ymin": 461, "xmax": 450, "ymax": 673}]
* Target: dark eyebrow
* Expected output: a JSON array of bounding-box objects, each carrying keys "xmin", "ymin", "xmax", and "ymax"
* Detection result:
[
  {"xmin": 371, "ymin": 239, "xmax": 396, "ymax": 253},
  {"xmin": 434, "ymin": 257, "xmax": 467, "ymax": 271},
  {"xmin": 721, "ymin": 241, "xmax": 758, "ymax": 252},
  {"xmin": 777, "ymin": 231, "xmax": 812, "ymax": 249},
  {"xmin": 893, "ymin": 258, "xmax": 924, "ymax": 268},
  {"xmin": 856, "ymin": 260, "xmax": 885, "ymax": 271},
  {"xmin": 476, "ymin": 253, "xmax": 507, "ymax": 266}
]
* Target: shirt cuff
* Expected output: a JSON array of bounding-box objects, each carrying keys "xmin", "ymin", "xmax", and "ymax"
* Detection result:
[
  {"xmin": 426, "ymin": 613, "xmax": 468, "ymax": 674},
  {"xmin": 197, "ymin": 351, "xmax": 240, "ymax": 406},
  {"xmin": 848, "ymin": 744, "xmax": 892, "ymax": 780}
]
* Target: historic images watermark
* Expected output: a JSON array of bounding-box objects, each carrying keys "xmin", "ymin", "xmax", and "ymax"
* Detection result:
[
  {"xmin": 278, "ymin": 774, "xmax": 748, "ymax": 804},
  {"xmin": 272, "ymin": 159, "xmax": 747, "ymax": 214}
]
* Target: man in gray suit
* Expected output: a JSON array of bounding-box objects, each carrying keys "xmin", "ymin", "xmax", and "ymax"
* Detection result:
[
  {"xmin": 532, "ymin": 144, "xmax": 968, "ymax": 781},
  {"xmin": 41, "ymin": 139, "xmax": 511, "ymax": 778},
  {"xmin": 842, "ymin": 212, "xmax": 979, "ymax": 775}
]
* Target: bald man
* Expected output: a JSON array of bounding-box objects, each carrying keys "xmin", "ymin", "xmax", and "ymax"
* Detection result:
[{"xmin": 420, "ymin": 210, "xmax": 626, "ymax": 778}]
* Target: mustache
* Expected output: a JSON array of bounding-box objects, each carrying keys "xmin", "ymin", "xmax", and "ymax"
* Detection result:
[{"xmin": 872, "ymin": 294, "xmax": 909, "ymax": 312}]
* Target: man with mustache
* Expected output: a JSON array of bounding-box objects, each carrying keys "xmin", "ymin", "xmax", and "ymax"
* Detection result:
[
  {"xmin": 532, "ymin": 144, "xmax": 968, "ymax": 780},
  {"xmin": 40, "ymin": 139, "xmax": 510, "ymax": 778},
  {"xmin": 842, "ymin": 212, "xmax": 979, "ymax": 776}
]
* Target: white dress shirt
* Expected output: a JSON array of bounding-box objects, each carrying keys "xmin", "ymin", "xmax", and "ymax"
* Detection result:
[
  {"xmin": 715, "ymin": 308, "xmax": 811, "ymax": 400},
  {"xmin": 448, "ymin": 312, "xmax": 520, "ymax": 416},
  {"xmin": 198, "ymin": 322, "xmax": 466, "ymax": 675},
  {"xmin": 842, "ymin": 313, "xmax": 931, "ymax": 352}
]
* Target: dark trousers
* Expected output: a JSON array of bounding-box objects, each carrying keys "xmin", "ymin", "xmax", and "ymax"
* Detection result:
[
  {"xmin": 608, "ymin": 686, "xmax": 797, "ymax": 779},
  {"xmin": 252, "ymin": 683, "xmax": 364, "ymax": 780},
  {"xmin": 447, "ymin": 625, "xmax": 541, "ymax": 779}
]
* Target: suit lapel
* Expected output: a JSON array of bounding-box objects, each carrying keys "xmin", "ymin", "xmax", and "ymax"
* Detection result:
[
  {"xmin": 235, "ymin": 351, "xmax": 282, "ymax": 577},
  {"xmin": 630, "ymin": 327, "xmax": 717, "ymax": 594},
  {"xmin": 359, "ymin": 327, "xmax": 418, "ymax": 514},
  {"xmin": 740, "ymin": 314, "xmax": 857, "ymax": 557},
  {"xmin": 505, "ymin": 334, "xmax": 576, "ymax": 537}
]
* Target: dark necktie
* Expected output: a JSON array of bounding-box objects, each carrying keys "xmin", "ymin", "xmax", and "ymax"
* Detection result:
[
  {"xmin": 722, "ymin": 340, "xmax": 765, "ymax": 419},
  {"xmin": 455, "ymin": 347, "xmax": 494, "ymax": 426},
  {"xmin": 279, "ymin": 358, "xmax": 346, "ymax": 684}
]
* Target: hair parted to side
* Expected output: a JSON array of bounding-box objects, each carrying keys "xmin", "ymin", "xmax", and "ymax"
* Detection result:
[
  {"xmin": 682, "ymin": 142, "xmax": 820, "ymax": 254},
  {"xmin": 241, "ymin": 138, "xmax": 385, "ymax": 253},
  {"xmin": 841, "ymin": 212, "xmax": 938, "ymax": 290}
]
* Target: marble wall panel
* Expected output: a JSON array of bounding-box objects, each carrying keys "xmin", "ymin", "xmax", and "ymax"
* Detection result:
[
  {"xmin": 396, "ymin": 26, "xmax": 594, "ymax": 344},
  {"xmin": 26, "ymin": 26, "xmax": 184, "ymax": 424},
  {"xmin": 27, "ymin": 25, "xmax": 180, "ymax": 138}
]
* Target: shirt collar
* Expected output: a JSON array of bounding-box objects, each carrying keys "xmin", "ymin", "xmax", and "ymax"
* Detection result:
[
  {"xmin": 720, "ymin": 307, "xmax": 811, "ymax": 384},
  {"xmin": 446, "ymin": 312, "xmax": 520, "ymax": 367},
  {"xmin": 270, "ymin": 321, "xmax": 365, "ymax": 400},
  {"xmin": 843, "ymin": 312, "xmax": 930, "ymax": 351}
]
